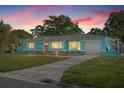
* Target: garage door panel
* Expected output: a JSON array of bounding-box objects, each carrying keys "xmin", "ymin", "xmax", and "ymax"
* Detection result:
[{"xmin": 85, "ymin": 41, "xmax": 101, "ymax": 55}]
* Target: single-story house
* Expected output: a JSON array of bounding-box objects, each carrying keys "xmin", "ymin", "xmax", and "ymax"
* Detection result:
[{"xmin": 17, "ymin": 34, "xmax": 120, "ymax": 56}]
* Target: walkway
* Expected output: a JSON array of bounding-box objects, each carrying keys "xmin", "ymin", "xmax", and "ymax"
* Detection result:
[{"xmin": 1, "ymin": 55, "xmax": 98, "ymax": 85}]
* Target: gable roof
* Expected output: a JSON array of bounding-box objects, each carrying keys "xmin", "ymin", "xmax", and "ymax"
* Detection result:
[{"xmin": 24, "ymin": 34, "xmax": 106, "ymax": 41}]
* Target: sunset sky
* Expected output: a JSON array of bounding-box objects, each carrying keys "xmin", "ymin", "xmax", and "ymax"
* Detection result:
[{"xmin": 0, "ymin": 5, "xmax": 124, "ymax": 33}]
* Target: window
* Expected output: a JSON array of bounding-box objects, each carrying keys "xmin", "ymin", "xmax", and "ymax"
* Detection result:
[
  {"xmin": 51, "ymin": 41, "xmax": 63, "ymax": 49},
  {"xmin": 29, "ymin": 42, "xmax": 35, "ymax": 49},
  {"xmin": 69, "ymin": 41, "xmax": 80, "ymax": 50}
]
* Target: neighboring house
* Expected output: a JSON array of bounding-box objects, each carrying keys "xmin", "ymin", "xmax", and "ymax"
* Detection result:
[{"xmin": 17, "ymin": 34, "xmax": 120, "ymax": 56}]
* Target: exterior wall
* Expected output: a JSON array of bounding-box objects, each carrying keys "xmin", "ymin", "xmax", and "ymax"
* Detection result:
[
  {"xmin": 17, "ymin": 40, "xmax": 44, "ymax": 54},
  {"xmin": 46, "ymin": 40, "xmax": 85, "ymax": 55},
  {"xmin": 17, "ymin": 38, "xmax": 120, "ymax": 56},
  {"xmin": 101, "ymin": 39, "xmax": 120, "ymax": 56}
]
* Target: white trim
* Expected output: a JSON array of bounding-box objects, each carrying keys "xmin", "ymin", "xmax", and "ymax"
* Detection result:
[
  {"xmin": 28, "ymin": 41, "xmax": 35, "ymax": 49},
  {"xmin": 50, "ymin": 41, "xmax": 64, "ymax": 49},
  {"xmin": 69, "ymin": 41, "xmax": 81, "ymax": 51}
]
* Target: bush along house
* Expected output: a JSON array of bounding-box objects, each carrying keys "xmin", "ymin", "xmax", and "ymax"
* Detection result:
[{"xmin": 17, "ymin": 34, "xmax": 120, "ymax": 56}]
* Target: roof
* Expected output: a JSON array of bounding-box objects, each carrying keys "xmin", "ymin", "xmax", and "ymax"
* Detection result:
[
  {"xmin": 44, "ymin": 34, "xmax": 105, "ymax": 41},
  {"xmin": 24, "ymin": 34, "xmax": 106, "ymax": 41}
]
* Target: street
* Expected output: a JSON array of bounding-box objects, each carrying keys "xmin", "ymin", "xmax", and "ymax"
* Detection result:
[{"xmin": 0, "ymin": 76, "xmax": 56, "ymax": 88}]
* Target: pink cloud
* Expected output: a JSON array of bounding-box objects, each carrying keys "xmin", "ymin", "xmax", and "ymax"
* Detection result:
[
  {"xmin": 3, "ymin": 6, "xmax": 63, "ymax": 32},
  {"xmin": 3, "ymin": 6, "xmax": 52, "ymax": 26},
  {"xmin": 74, "ymin": 17, "xmax": 106, "ymax": 26},
  {"xmin": 3, "ymin": 5, "xmax": 72, "ymax": 32},
  {"xmin": 4, "ymin": 15, "xmax": 43, "ymax": 33},
  {"xmin": 5, "ymin": 16, "xmax": 18, "ymax": 21},
  {"xmin": 16, "ymin": 6, "xmax": 52, "ymax": 16},
  {"xmin": 4, "ymin": 15, "xmax": 43, "ymax": 25},
  {"xmin": 74, "ymin": 17, "xmax": 92, "ymax": 24},
  {"xmin": 15, "ymin": 6, "xmax": 70, "ymax": 17},
  {"xmin": 74, "ymin": 10, "xmax": 120, "ymax": 26}
]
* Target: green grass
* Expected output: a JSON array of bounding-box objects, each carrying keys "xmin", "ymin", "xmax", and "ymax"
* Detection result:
[
  {"xmin": 0, "ymin": 54, "xmax": 69, "ymax": 72},
  {"xmin": 62, "ymin": 57, "xmax": 124, "ymax": 88}
]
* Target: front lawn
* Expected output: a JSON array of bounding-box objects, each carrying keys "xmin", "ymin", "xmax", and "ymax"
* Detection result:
[
  {"xmin": 62, "ymin": 57, "xmax": 124, "ymax": 88},
  {"xmin": 0, "ymin": 54, "xmax": 69, "ymax": 72}
]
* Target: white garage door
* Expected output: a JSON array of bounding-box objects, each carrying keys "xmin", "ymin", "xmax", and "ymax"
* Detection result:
[{"xmin": 85, "ymin": 40, "xmax": 101, "ymax": 55}]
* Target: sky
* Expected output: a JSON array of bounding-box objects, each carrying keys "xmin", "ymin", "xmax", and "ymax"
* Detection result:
[{"xmin": 0, "ymin": 5, "xmax": 124, "ymax": 33}]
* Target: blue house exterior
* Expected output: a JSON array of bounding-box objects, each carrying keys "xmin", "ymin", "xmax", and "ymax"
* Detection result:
[{"xmin": 17, "ymin": 34, "xmax": 120, "ymax": 56}]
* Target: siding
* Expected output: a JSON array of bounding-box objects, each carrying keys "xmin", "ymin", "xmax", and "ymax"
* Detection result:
[
  {"xmin": 22, "ymin": 41, "xmax": 28, "ymax": 51},
  {"xmin": 47, "ymin": 40, "xmax": 85, "ymax": 55},
  {"xmin": 80, "ymin": 40, "xmax": 85, "ymax": 51},
  {"xmin": 35, "ymin": 41, "xmax": 43, "ymax": 51},
  {"xmin": 101, "ymin": 39, "xmax": 120, "ymax": 56},
  {"xmin": 17, "ymin": 38, "xmax": 119, "ymax": 56},
  {"xmin": 17, "ymin": 40, "xmax": 44, "ymax": 54},
  {"xmin": 101, "ymin": 39, "xmax": 106, "ymax": 52}
]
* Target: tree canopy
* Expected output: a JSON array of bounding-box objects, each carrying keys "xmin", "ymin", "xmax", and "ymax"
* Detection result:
[
  {"xmin": 31, "ymin": 15, "xmax": 83, "ymax": 36},
  {"xmin": 0, "ymin": 20, "xmax": 12, "ymax": 35},
  {"xmin": 87, "ymin": 11, "xmax": 124, "ymax": 42},
  {"xmin": 88, "ymin": 28, "xmax": 103, "ymax": 35},
  {"xmin": 7, "ymin": 29, "xmax": 32, "ymax": 53},
  {"xmin": 0, "ymin": 19, "xmax": 32, "ymax": 53},
  {"xmin": 0, "ymin": 20, "xmax": 12, "ymax": 53},
  {"xmin": 103, "ymin": 11, "xmax": 124, "ymax": 41},
  {"xmin": 11, "ymin": 29, "xmax": 32, "ymax": 39}
]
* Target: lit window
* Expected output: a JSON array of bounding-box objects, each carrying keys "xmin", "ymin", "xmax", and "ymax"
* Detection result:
[
  {"xmin": 69, "ymin": 41, "xmax": 80, "ymax": 50},
  {"xmin": 51, "ymin": 41, "xmax": 63, "ymax": 49},
  {"xmin": 29, "ymin": 42, "xmax": 35, "ymax": 49}
]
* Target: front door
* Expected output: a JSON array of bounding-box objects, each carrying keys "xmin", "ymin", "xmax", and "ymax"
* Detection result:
[{"xmin": 44, "ymin": 43, "xmax": 48, "ymax": 54}]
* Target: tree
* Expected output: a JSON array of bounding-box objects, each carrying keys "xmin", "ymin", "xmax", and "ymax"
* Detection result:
[
  {"xmin": 0, "ymin": 19, "xmax": 33, "ymax": 53},
  {"xmin": 88, "ymin": 28, "xmax": 103, "ymax": 35},
  {"xmin": 0, "ymin": 20, "xmax": 12, "ymax": 53},
  {"xmin": 103, "ymin": 11, "xmax": 124, "ymax": 41},
  {"xmin": 0, "ymin": 20, "xmax": 11, "ymax": 35},
  {"xmin": 7, "ymin": 29, "xmax": 33, "ymax": 53},
  {"xmin": 31, "ymin": 15, "xmax": 83, "ymax": 36},
  {"xmin": 31, "ymin": 25, "xmax": 45, "ymax": 38},
  {"xmin": 11, "ymin": 29, "xmax": 32, "ymax": 39}
]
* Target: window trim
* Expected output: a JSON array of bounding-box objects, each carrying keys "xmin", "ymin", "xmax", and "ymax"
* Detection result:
[
  {"xmin": 51, "ymin": 41, "xmax": 63, "ymax": 49},
  {"xmin": 69, "ymin": 41, "xmax": 81, "ymax": 50},
  {"xmin": 28, "ymin": 42, "xmax": 35, "ymax": 49}
]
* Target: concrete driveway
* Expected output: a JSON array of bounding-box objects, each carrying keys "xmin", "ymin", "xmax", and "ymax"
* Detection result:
[{"xmin": 1, "ymin": 55, "xmax": 97, "ymax": 85}]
